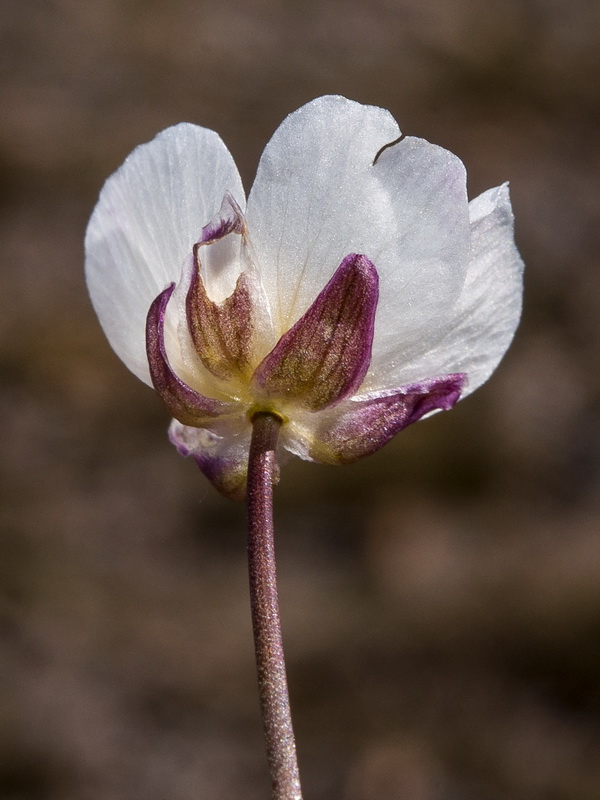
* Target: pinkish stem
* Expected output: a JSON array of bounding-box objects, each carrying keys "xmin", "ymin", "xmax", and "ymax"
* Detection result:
[{"xmin": 246, "ymin": 412, "xmax": 303, "ymax": 800}]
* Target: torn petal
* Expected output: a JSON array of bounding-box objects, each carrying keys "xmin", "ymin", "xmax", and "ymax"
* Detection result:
[
  {"xmin": 310, "ymin": 374, "xmax": 466, "ymax": 464},
  {"xmin": 146, "ymin": 284, "xmax": 234, "ymax": 426},
  {"xmin": 252, "ymin": 253, "xmax": 378, "ymax": 411},
  {"xmin": 169, "ymin": 418, "xmax": 252, "ymax": 501}
]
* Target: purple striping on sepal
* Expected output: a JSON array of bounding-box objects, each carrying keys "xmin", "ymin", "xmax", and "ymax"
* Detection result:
[
  {"xmin": 146, "ymin": 284, "xmax": 230, "ymax": 426},
  {"xmin": 314, "ymin": 373, "xmax": 466, "ymax": 464},
  {"xmin": 186, "ymin": 266, "xmax": 254, "ymax": 381},
  {"xmin": 198, "ymin": 192, "xmax": 245, "ymax": 246},
  {"xmin": 252, "ymin": 253, "xmax": 379, "ymax": 411}
]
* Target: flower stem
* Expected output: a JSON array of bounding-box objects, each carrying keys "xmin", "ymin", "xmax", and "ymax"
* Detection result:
[{"xmin": 246, "ymin": 412, "xmax": 303, "ymax": 800}]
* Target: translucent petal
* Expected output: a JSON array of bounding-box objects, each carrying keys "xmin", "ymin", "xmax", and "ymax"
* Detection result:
[
  {"xmin": 365, "ymin": 183, "xmax": 523, "ymax": 396},
  {"xmin": 85, "ymin": 123, "xmax": 245, "ymax": 385},
  {"xmin": 245, "ymin": 96, "xmax": 470, "ymax": 353}
]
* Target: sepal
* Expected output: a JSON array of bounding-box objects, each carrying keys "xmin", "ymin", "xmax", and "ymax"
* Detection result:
[
  {"xmin": 146, "ymin": 284, "xmax": 235, "ymax": 426},
  {"xmin": 169, "ymin": 418, "xmax": 252, "ymax": 501},
  {"xmin": 252, "ymin": 253, "xmax": 378, "ymax": 410},
  {"xmin": 310, "ymin": 374, "xmax": 466, "ymax": 464}
]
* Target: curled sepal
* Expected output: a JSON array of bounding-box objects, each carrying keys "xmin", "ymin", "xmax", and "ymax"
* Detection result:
[
  {"xmin": 310, "ymin": 374, "xmax": 466, "ymax": 464},
  {"xmin": 169, "ymin": 419, "xmax": 253, "ymax": 501},
  {"xmin": 146, "ymin": 284, "xmax": 233, "ymax": 426},
  {"xmin": 253, "ymin": 253, "xmax": 378, "ymax": 411}
]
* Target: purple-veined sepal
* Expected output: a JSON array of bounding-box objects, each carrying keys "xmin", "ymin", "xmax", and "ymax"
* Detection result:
[
  {"xmin": 186, "ymin": 194, "xmax": 258, "ymax": 382},
  {"xmin": 187, "ymin": 268, "xmax": 255, "ymax": 382},
  {"xmin": 303, "ymin": 373, "xmax": 467, "ymax": 464},
  {"xmin": 252, "ymin": 253, "xmax": 378, "ymax": 411},
  {"xmin": 146, "ymin": 283, "xmax": 236, "ymax": 426}
]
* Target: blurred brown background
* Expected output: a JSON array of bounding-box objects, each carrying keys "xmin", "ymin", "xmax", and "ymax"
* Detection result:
[{"xmin": 1, "ymin": 0, "xmax": 600, "ymax": 798}]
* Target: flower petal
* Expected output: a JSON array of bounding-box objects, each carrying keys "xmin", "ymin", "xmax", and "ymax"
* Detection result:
[
  {"xmin": 146, "ymin": 284, "xmax": 236, "ymax": 425},
  {"xmin": 365, "ymin": 183, "xmax": 523, "ymax": 396},
  {"xmin": 169, "ymin": 416, "xmax": 253, "ymax": 501},
  {"xmin": 252, "ymin": 254, "xmax": 378, "ymax": 411},
  {"xmin": 85, "ymin": 123, "xmax": 245, "ymax": 386},
  {"xmin": 245, "ymin": 95, "xmax": 470, "ymax": 355},
  {"xmin": 283, "ymin": 374, "xmax": 465, "ymax": 464}
]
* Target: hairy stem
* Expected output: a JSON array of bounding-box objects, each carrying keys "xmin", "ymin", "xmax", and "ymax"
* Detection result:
[{"xmin": 246, "ymin": 412, "xmax": 303, "ymax": 800}]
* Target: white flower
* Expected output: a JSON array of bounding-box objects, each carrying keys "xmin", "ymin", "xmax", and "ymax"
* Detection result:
[{"xmin": 85, "ymin": 96, "xmax": 523, "ymax": 500}]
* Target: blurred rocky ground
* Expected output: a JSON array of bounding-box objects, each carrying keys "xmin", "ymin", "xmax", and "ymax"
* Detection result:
[{"xmin": 1, "ymin": 0, "xmax": 600, "ymax": 798}]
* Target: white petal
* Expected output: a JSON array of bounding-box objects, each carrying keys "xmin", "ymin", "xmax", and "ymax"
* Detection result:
[
  {"xmin": 245, "ymin": 96, "xmax": 398, "ymax": 330},
  {"xmin": 245, "ymin": 96, "xmax": 471, "ymax": 355},
  {"xmin": 366, "ymin": 183, "xmax": 524, "ymax": 396},
  {"xmin": 85, "ymin": 123, "xmax": 245, "ymax": 385}
]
